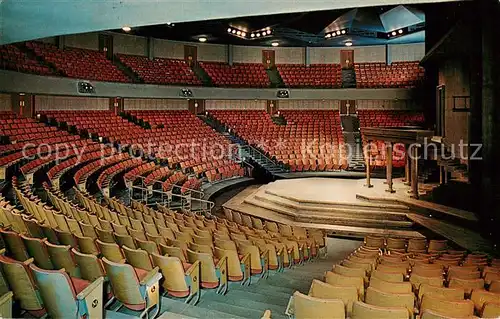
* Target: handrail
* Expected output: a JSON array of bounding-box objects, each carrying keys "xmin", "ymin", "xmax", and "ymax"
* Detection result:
[
  {"xmin": 238, "ymin": 145, "xmax": 287, "ymax": 171},
  {"xmin": 130, "ymin": 174, "xmax": 205, "ymax": 198}
]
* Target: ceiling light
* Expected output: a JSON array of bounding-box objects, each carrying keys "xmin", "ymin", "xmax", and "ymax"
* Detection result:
[
  {"xmin": 122, "ymin": 26, "xmax": 131, "ymax": 32},
  {"xmin": 267, "ymin": 30, "xmax": 272, "ymax": 35},
  {"xmin": 256, "ymin": 33, "xmax": 261, "ymax": 37},
  {"xmin": 198, "ymin": 37, "xmax": 207, "ymax": 42},
  {"xmin": 398, "ymin": 29, "xmax": 403, "ymax": 34},
  {"xmin": 341, "ymin": 30, "xmax": 346, "ymax": 34},
  {"xmin": 271, "ymin": 41, "xmax": 279, "ymax": 47},
  {"xmin": 325, "ymin": 34, "xmax": 331, "ymax": 38},
  {"xmin": 232, "ymin": 30, "xmax": 236, "ymax": 34},
  {"xmin": 331, "ymin": 33, "xmax": 336, "ymax": 37},
  {"xmin": 241, "ymin": 32, "xmax": 246, "ymax": 37},
  {"xmin": 266, "ymin": 27, "xmax": 271, "ymax": 30},
  {"xmin": 345, "ymin": 41, "xmax": 353, "ymax": 47},
  {"xmin": 336, "ymin": 30, "xmax": 341, "ymax": 35},
  {"xmin": 391, "ymin": 31, "xmax": 397, "ymax": 36},
  {"xmin": 236, "ymin": 31, "xmax": 241, "ymax": 35},
  {"xmin": 227, "ymin": 28, "xmax": 232, "ymax": 32},
  {"xmin": 251, "ymin": 33, "xmax": 255, "ymax": 38}
]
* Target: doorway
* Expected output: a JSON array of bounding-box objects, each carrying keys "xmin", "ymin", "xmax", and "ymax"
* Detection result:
[
  {"xmin": 184, "ymin": 45, "xmax": 198, "ymax": 66},
  {"xmin": 262, "ymin": 50, "xmax": 275, "ymax": 69},
  {"xmin": 436, "ymin": 85, "xmax": 446, "ymax": 136},
  {"xmin": 98, "ymin": 34, "xmax": 113, "ymax": 59},
  {"xmin": 340, "ymin": 50, "xmax": 354, "ymax": 69},
  {"xmin": 340, "ymin": 100, "xmax": 356, "ymax": 115}
]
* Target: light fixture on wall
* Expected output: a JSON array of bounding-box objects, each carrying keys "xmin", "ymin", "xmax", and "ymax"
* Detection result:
[
  {"xmin": 345, "ymin": 41, "xmax": 353, "ymax": 47},
  {"xmin": 122, "ymin": 26, "xmax": 131, "ymax": 32},
  {"xmin": 271, "ymin": 41, "xmax": 279, "ymax": 47},
  {"xmin": 198, "ymin": 37, "xmax": 207, "ymax": 42}
]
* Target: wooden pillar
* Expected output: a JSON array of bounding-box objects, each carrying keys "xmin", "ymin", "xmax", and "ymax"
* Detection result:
[
  {"xmin": 365, "ymin": 140, "xmax": 373, "ymax": 188},
  {"xmin": 386, "ymin": 142, "xmax": 395, "ymax": 193},
  {"xmin": 411, "ymin": 145, "xmax": 419, "ymax": 199},
  {"xmin": 404, "ymin": 144, "xmax": 411, "ymax": 186}
]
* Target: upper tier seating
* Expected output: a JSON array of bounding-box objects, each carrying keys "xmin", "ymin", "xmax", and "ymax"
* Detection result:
[
  {"xmin": 358, "ymin": 110, "xmax": 425, "ymax": 168},
  {"xmin": 0, "ymin": 45, "xmax": 53, "ymax": 76},
  {"xmin": 26, "ymin": 42, "xmax": 130, "ymax": 83},
  {"xmin": 210, "ymin": 109, "xmax": 347, "ymax": 171},
  {"xmin": 277, "ymin": 64, "xmax": 342, "ymax": 88},
  {"xmin": 117, "ymin": 54, "xmax": 201, "ymax": 86},
  {"xmin": 199, "ymin": 62, "xmax": 270, "ymax": 88},
  {"xmin": 355, "ymin": 61, "xmax": 425, "ymax": 88}
]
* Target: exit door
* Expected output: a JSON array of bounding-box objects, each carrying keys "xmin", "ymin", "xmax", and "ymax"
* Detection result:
[
  {"xmin": 184, "ymin": 45, "xmax": 198, "ymax": 66},
  {"xmin": 340, "ymin": 100, "xmax": 356, "ymax": 115},
  {"xmin": 340, "ymin": 50, "xmax": 354, "ymax": 69},
  {"xmin": 99, "ymin": 34, "xmax": 113, "ymax": 59},
  {"xmin": 262, "ymin": 50, "xmax": 275, "ymax": 69}
]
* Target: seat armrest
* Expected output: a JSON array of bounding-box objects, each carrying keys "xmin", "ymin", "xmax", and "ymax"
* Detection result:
[
  {"xmin": 240, "ymin": 252, "xmax": 251, "ymax": 281},
  {"xmin": 140, "ymin": 266, "xmax": 162, "ymax": 286},
  {"xmin": 216, "ymin": 255, "xmax": 228, "ymax": 287},
  {"xmin": 76, "ymin": 277, "xmax": 104, "ymax": 319},
  {"xmin": 23, "ymin": 257, "xmax": 35, "ymax": 266},
  {"xmin": 285, "ymin": 295, "xmax": 295, "ymax": 318},
  {"xmin": 185, "ymin": 260, "xmax": 200, "ymax": 298}
]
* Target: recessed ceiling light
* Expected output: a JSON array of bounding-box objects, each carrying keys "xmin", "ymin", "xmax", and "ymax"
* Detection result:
[
  {"xmin": 331, "ymin": 33, "xmax": 336, "ymax": 37},
  {"xmin": 122, "ymin": 26, "xmax": 131, "ymax": 32},
  {"xmin": 236, "ymin": 31, "xmax": 241, "ymax": 35},
  {"xmin": 256, "ymin": 33, "xmax": 261, "ymax": 37},
  {"xmin": 251, "ymin": 33, "xmax": 255, "ymax": 38},
  {"xmin": 241, "ymin": 32, "xmax": 247, "ymax": 37},
  {"xmin": 336, "ymin": 30, "xmax": 341, "ymax": 35},
  {"xmin": 227, "ymin": 28, "xmax": 232, "ymax": 32},
  {"xmin": 341, "ymin": 30, "xmax": 346, "ymax": 34},
  {"xmin": 199, "ymin": 37, "xmax": 207, "ymax": 42},
  {"xmin": 398, "ymin": 29, "xmax": 403, "ymax": 34},
  {"xmin": 345, "ymin": 41, "xmax": 353, "ymax": 47},
  {"xmin": 231, "ymin": 30, "xmax": 236, "ymax": 34},
  {"xmin": 267, "ymin": 30, "xmax": 272, "ymax": 35},
  {"xmin": 271, "ymin": 41, "xmax": 279, "ymax": 47},
  {"xmin": 326, "ymin": 34, "xmax": 331, "ymax": 38},
  {"xmin": 392, "ymin": 31, "xmax": 397, "ymax": 36}
]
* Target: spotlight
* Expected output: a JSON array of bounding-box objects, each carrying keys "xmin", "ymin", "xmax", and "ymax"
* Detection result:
[
  {"xmin": 341, "ymin": 30, "xmax": 346, "ymax": 34},
  {"xmin": 251, "ymin": 33, "xmax": 255, "ymax": 38},
  {"xmin": 198, "ymin": 37, "xmax": 207, "ymax": 42},
  {"xmin": 232, "ymin": 30, "xmax": 236, "ymax": 34},
  {"xmin": 256, "ymin": 33, "xmax": 261, "ymax": 37},
  {"xmin": 331, "ymin": 33, "xmax": 336, "ymax": 37},
  {"xmin": 392, "ymin": 31, "xmax": 397, "ymax": 36},
  {"xmin": 241, "ymin": 32, "xmax": 246, "ymax": 37},
  {"xmin": 336, "ymin": 30, "xmax": 341, "ymax": 35},
  {"xmin": 267, "ymin": 30, "xmax": 272, "ymax": 35},
  {"xmin": 227, "ymin": 28, "xmax": 232, "ymax": 32},
  {"xmin": 325, "ymin": 34, "xmax": 331, "ymax": 38},
  {"xmin": 345, "ymin": 41, "xmax": 353, "ymax": 47},
  {"xmin": 122, "ymin": 26, "xmax": 131, "ymax": 32},
  {"xmin": 398, "ymin": 29, "xmax": 403, "ymax": 34},
  {"xmin": 236, "ymin": 31, "xmax": 241, "ymax": 35},
  {"xmin": 271, "ymin": 41, "xmax": 279, "ymax": 47}
]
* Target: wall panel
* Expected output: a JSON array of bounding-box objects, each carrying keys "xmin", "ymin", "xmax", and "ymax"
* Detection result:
[
  {"xmin": 63, "ymin": 32, "xmax": 99, "ymax": 50},
  {"xmin": 113, "ymin": 33, "xmax": 148, "ymax": 56},
  {"xmin": 34, "ymin": 95, "xmax": 109, "ymax": 111},
  {"xmin": 197, "ymin": 43, "xmax": 227, "ymax": 62},
  {"xmin": 205, "ymin": 100, "xmax": 266, "ymax": 110},
  {"xmin": 354, "ymin": 45, "xmax": 386, "ymax": 63},
  {"xmin": 356, "ymin": 99, "xmax": 419, "ymax": 110},
  {"xmin": 153, "ymin": 39, "xmax": 184, "ymax": 59},
  {"xmin": 389, "ymin": 43, "xmax": 425, "ymax": 62},
  {"xmin": 37, "ymin": 37, "xmax": 57, "ymax": 44},
  {"xmin": 124, "ymin": 98, "xmax": 188, "ymax": 110},
  {"xmin": 275, "ymin": 47, "xmax": 304, "ymax": 64},
  {"xmin": 0, "ymin": 94, "xmax": 12, "ymax": 112},
  {"xmin": 279, "ymin": 100, "xmax": 340, "ymax": 110},
  {"xmin": 232, "ymin": 46, "xmax": 262, "ymax": 63},
  {"xmin": 309, "ymin": 48, "xmax": 341, "ymax": 64}
]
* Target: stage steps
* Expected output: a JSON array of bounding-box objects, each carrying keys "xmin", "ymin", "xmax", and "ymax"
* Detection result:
[{"xmin": 109, "ymin": 238, "xmax": 361, "ymax": 318}]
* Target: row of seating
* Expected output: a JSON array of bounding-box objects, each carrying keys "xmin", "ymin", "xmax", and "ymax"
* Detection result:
[
  {"xmin": 276, "ymin": 64, "xmax": 342, "ymax": 88},
  {"xmin": 0, "ymin": 44, "xmax": 53, "ymax": 76},
  {"xmin": 287, "ymin": 237, "xmax": 500, "ymax": 318},
  {"xmin": 355, "ymin": 62, "xmax": 425, "ymax": 89},
  {"xmin": 199, "ymin": 62, "xmax": 270, "ymax": 88}
]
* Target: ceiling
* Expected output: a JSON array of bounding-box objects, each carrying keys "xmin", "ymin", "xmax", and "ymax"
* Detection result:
[
  {"xmin": 1, "ymin": 0, "xmax": 463, "ymax": 45},
  {"xmin": 121, "ymin": 5, "xmax": 426, "ymax": 47}
]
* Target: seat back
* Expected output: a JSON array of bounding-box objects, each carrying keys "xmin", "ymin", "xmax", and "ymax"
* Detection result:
[
  {"xmin": 333, "ymin": 264, "xmax": 366, "ymax": 278},
  {"xmin": 420, "ymin": 295, "xmax": 474, "ymax": 318},
  {"xmin": 159, "ymin": 244, "xmax": 186, "ymax": 263},
  {"xmin": 72, "ymin": 249, "xmax": 105, "ymax": 282},
  {"xmin": 96, "ymin": 239, "xmax": 124, "ymax": 262},
  {"xmin": 364, "ymin": 236, "xmax": 385, "ymax": 249},
  {"xmin": 29, "ymin": 264, "xmax": 79, "ymax": 318},
  {"xmin": 482, "ymin": 302, "xmax": 500, "ymax": 318},
  {"xmin": 1, "ymin": 229, "xmax": 30, "ymax": 261},
  {"xmin": 151, "ymin": 253, "xmax": 189, "ymax": 295},
  {"xmin": 135, "ymin": 238, "xmax": 160, "ymax": 254},
  {"xmin": 470, "ymin": 289, "xmax": 500, "ymax": 313},
  {"xmin": 21, "ymin": 235, "xmax": 53, "ymax": 269},
  {"xmin": 371, "ymin": 269, "xmax": 404, "ymax": 282},
  {"xmin": 45, "ymin": 241, "xmax": 79, "ymax": 277},
  {"xmin": 114, "ymin": 233, "xmax": 136, "ymax": 249},
  {"xmin": 325, "ymin": 271, "xmax": 364, "ymax": 299},
  {"xmin": 409, "ymin": 273, "xmax": 444, "ymax": 291},
  {"xmin": 293, "ymin": 291, "xmax": 346, "ymax": 319},
  {"xmin": 448, "ymin": 278, "xmax": 485, "ymax": 295},
  {"xmin": 351, "ymin": 300, "xmax": 409, "ymax": 319},
  {"xmin": 122, "ymin": 246, "xmax": 153, "ymax": 271},
  {"xmin": 386, "ymin": 238, "xmax": 407, "ymax": 250},
  {"xmin": 102, "ymin": 257, "xmax": 145, "ymax": 307},
  {"xmin": 214, "ymin": 247, "xmax": 243, "ymax": 281},
  {"xmin": 408, "ymin": 238, "xmax": 427, "ymax": 251},
  {"xmin": 187, "ymin": 249, "xmax": 218, "ymax": 286},
  {"xmin": 308, "ymin": 279, "xmax": 357, "ymax": 316},
  {"xmin": 365, "ymin": 287, "xmax": 414, "ymax": 317},
  {"xmin": 369, "ymin": 276, "xmax": 411, "ymax": 294},
  {"xmin": 418, "ymin": 284, "xmax": 464, "ymax": 304}
]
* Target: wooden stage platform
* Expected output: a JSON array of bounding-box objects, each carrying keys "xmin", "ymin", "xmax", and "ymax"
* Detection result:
[{"xmin": 222, "ymin": 177, "xmax": 493, "ymax": 254}]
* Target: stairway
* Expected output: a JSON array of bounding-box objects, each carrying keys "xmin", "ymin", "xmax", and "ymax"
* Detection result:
[
  {"xmin": 266, "ymin": 67, "xmax": 285, "ymax": 88},
  {"xmin": 271, "ymin": 115, "xmax": 287, "ymax": 126},
  {"xmin": 16, "ymin": 43, "xmax": 63, "ymax": 76},
  {"xmin": 341, "ymin": 116, "xmax": 365, "ymax": 171},
  {"xmin": 109, "ymin": 237, "xmax": 361, "ymax": 319},
  {"xmin": 112, "ymin": 56, "xmax": 143, "ymax": 83},
  {"xmin": 341, "ymin": 69, "xmax": 356, "ymax": 88},
  {"xmin": 192, "ymin": 63, "xmax": 213, "ymax": 86}
]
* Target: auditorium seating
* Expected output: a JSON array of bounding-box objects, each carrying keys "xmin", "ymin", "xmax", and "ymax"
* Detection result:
[
  {"xmin": 0, "ymin": 44, "xmax": 53, "ymax": 76},
  {"xmin": 358, "ymin": 110, "xmax": 425, "ymax": 168},
  {"xmin": 286, "ymin": 235, "xmax": 500, "ymax": 319},
  {"xmin": 277, "ymin": 64, "xmax": 342, "ymax": 88},
  {"xmin": 355, "ymin": 61, "xmax": 425, "ymax": 88},
  {"xmin": 26, "ymin": 41, "xmax": 130, "ymax": 83},
  {"xmin": 199, "ymin": 62, "xmax": 270, "ymax": 88},
  {"xmin": 117, "ymin": 54, "xmax": 201, "ymax": 86},
  {"xmin": 210, "ymin": 109, "xmax": 347, "ymax": 171}
]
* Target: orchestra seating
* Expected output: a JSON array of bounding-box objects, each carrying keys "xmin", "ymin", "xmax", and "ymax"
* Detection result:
[
  {"xmin": 355, "ymin": 61, "xmax": 425, "ymax": 88},
  {"xmin": 117, "ymin": 54, "xmax": 202, "ymax": 86},
  {"xmin": 287, "ymin": 236, "xmax": 500, "ymax": 319},
  {"xmin": 199, "ymin": 62, "xmax": 270, "ymax": 88},
  {"xmin": 358, "ymin": 110, "xmax": 425, "ymax": 168},
  {"xmin": 210, "ymin": 109, "xmax": 347, "ymax": 171},
  {"xmin": 276, "ymin": 64, "xmax": 342, "ymax": 88},
  {"xmin": 0, "ymin": 44, "xmax": 53, "ymax": 76},
  {"xmin": 25, "ymin": 41, "xmax": 130, "ymax": 83}
]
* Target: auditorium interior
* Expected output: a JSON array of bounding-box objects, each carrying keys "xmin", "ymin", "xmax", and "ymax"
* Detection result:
[{"xmin": 0, "ymin": 0, "xmax": 499, "ymax": 318}]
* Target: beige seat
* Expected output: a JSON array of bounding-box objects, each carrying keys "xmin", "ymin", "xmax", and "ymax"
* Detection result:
[
  {"xmin": 482, "ymin": 302, "xmax": 500, "ymax": 318},
  {"xmin": 186, "ymin": 248, "xmax": 227, "ymax": 294},
  {"xmin": 428, "ymin": 239, "xmax": 448, "ymax": 252},
  {"xmin": 365, "ymin": 287, "xmax": 415, "ymax": 317},
  {"xmin": 412, "ymin": 265, "xmax": 444, "ymax": 277},
  {"xmin": 333, "ymin": 264, "xmax": 366, "ymax": 280},
  {"xmin": 490, "ymin": 280, "xmax": 500, "ymax": 293},
  {"xmin": 122, "ymin": 246, "xmax": 154, "ymax": 271},
  {"xmin": 386, "ymin": 238, "xmax": 407, "ymax": 251},
  {"xmin": 448, "ymin": 268, "xmax": 481, "ymax": 280},
  {"xmin": 407, "ymin": 238, "xmax": 427, "ymax": 253},
  {"xmin": 420, "ymin": 295, "xmax": 474, "ymax": 318},
  {"xmin": 369, "ymin": 276, "xmax": 412, "ymax": 294},
  {"xmin": 410, "ymin": 273, "xmax": 444, "ymax": 291},
  {"xmin": 485, "ymin": 272, "xmax": 500, "ymax": 285},
  {"xmin": 364, "ymin": 236, "xmax": 385, "ymax": 249},
  {"xmin": 417, "ymin": 284, "xmax": 464, "ymax": 306},
  {"xmin": 377, "ymin": 263, "xmax": 408, "ymax": 276},
  {"xmin": 351, "ymin": 300, "xmax": 409, "ymax": 319},
  {"xmin": 420, "ymin": 309, "xmax": 472, "ymax": 319},
  {"xmin": 371, "ymin": 269, "xmax": 404, "ymax": 282},
  {"xmin": 325, "ymin": 271, "xmax": 364, "ymax": 300},
  {"xmin": 308, "ymin": 279, "xmax": 358, "ymax": 317},
  {"xmin": 293, "ymin": 291, "xmax": 346, "ymax": 319},
  {"xmin": 470, "ymin": 289, "xmax": 500, "ymax": 314},
  {"xmin": 448, "ymin": 278, "xmax": 485, "ymax": 295},
  {"xmin": 342, "ymin": 259, "xmax": 371, "ymax": 275}
]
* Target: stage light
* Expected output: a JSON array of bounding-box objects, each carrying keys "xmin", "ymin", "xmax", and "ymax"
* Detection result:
[
  {"xmin": 398, "ymin": 29, "xmax": 403, "ymax": 34},
  {"xmin": 341, "ymin": 30, "xmax": 346, "ymax": 34},
  {"xmin": 267, "ymin": 30, "xmax": 272, "ymax": 35},
  {"xmin": 241, "ymin": 32, "xmax": 246, "ymax": 37},
  {"xmin": 227, "ymin": 28, "xmax": 232, "ymax": 32},
  {"xmin": 336, "ymin": 30, "xmax": 341, "ymax": 35},
  {"xmin": 331, "ymin": 33, "xmax": 336, "ymax": 37},
  {"xmin": 345, "ymin": 41, "xmax": 353, "ymax": 47},
  {"xmin": 198, "ymin": 37, "xmax": 207, "ymax": 42},
  {"xmin": 325, "ymin": 33, "xmax": 331, "ymax": 38},
  {"xmin": 392, "ymin": 31, "xmax": 397, "ymax": 36},
  {"xmin": 271, "ymin": 41, "xmax": 279, "ymax": 47},
  {"xmin": 236, "ymin": 31, "xmax": 241, "ymax": 35},
  {"xmin": 122, "ymin": 26, "xmax": 131, "ymax": 32},
  {"xmin": 251, "ymin": 33, "xmax": 255, "ymax": 38},
  {"xmin": 256, "ymin": 33, "xmax": 261, "ymax": 37},
  {"xmin": 231, "ymin": 30, "xmax": 236, "ymax": 34}
]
